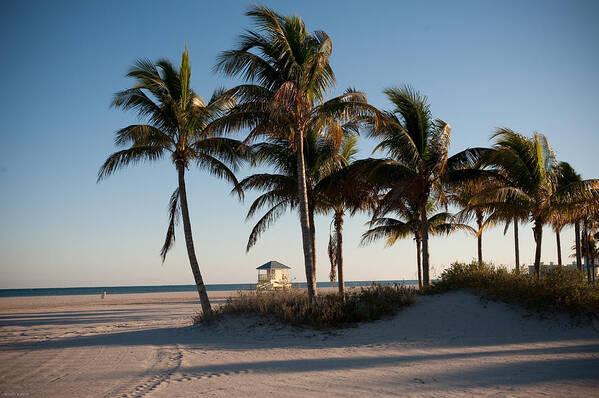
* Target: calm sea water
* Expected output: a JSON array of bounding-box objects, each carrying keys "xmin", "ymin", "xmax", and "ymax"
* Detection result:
[{"xmin": 0, "ymin": 280, "xmax": 418, "ymax": 298}]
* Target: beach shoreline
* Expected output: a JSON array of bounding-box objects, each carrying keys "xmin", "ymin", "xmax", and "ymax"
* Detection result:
[
  {"xmin": 0, "ymin": 290, "xmax": 232, "ymax": 312},
  {"xmin": 0, "ymin": 285, "xmax": 392, "ymax": 312},
  {"xmin": 1, "ymin": 290, "xmax": 598, "ymax": 397}
]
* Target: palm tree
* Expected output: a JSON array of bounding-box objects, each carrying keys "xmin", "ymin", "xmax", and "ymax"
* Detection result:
[
  {"xmin": 237, "ymin": 127, "xmax": 373, "ymax": 296},
  {"xmin": 549, "ymin": 165, "xmax": 599, "ymax": 276},
  {"xmin": 502, "ymin": 217, "xmax": 526, "ymax": 271},
  {"xmin": 552, "ymin": 162, "xmax": 584, "ymax": 268},
  {"xmin": 361, "ymin": 200, "xmax": 474, "ymax": 288},
  {"xmin": 98, "ymin": 48, "xmax": 247, "ymax": 313},
  {"xmin": 361, "ymin": 86, "xmax": 485, "ymax": 285},
  {"xmin": 214, "ymin": 5, "xmax": 377, "ymax": 299},
  {"xmin": 588, "ymin": 228, "xmax": 598, "ymax": 284},
  {"xmin": 468, "ymin": 185, "xmax": 529, "ymax": 272},
  {"xmin": 581, "ymin": 215, "xmax": 599, "ymax": 282},
  {"xmin": 316, "ymin": 134, "xmax": 377, "ymax": 295},
  {"xmin": 450, "ymin": 180, "xmax": 493, "ymax": 266},
  {"xmin": 475, "ymin": 129, "xmax": 599, "ymax": 277}
]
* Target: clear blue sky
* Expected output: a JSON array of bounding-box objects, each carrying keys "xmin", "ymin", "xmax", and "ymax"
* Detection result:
[{"xmin": 1, "ymin": 0, "xmax": 598, "ymax": 288}]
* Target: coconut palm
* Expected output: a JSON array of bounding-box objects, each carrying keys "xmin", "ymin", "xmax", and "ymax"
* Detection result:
[
  {"xmin": 468, "ymin": 181, "xmax": 529, "ymax": 271},
  {"xmin": 361, "ymin": 200, "xmax": 474, "ymax": 288},
  {"xmin": 360, "ymin": 86, "xmax": 485, "ymax": 285},
  {"xmin": 98, "ymin": 48, "xmax": 247, "ymax": 313},
  {"xmin": 450, "ymin": 180, "xmax": 493, "ymax": 266},
  {"xmin": 316, "ymin": 134, "xmax": 378, "ymax": 294},
  {"xmin": 551, "ymin": 162, "xmax": 585, "ymax": 268},
  {"xmin": 214, "ymin": 5, "xmax": 377, "ymax": 299},
  {"xmin": 475, "ymin": 129, "xmax": 599, "ymax": 277}
]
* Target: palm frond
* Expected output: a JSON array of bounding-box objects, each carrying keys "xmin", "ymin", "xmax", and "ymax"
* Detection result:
[
  {"xmin": 160, "ymin": 187, "xmax": 180, "ymax": 262},
  {"xmin": 246, "ymin": 200, "xmax": 290, "ymax": 251},
  {"xmin": 195, "ymin": 153, "xmax": 241, "ymax": 197},
  {"xmin": 98, "ymin": 146, "xmax": 164, "ymax": 181}
]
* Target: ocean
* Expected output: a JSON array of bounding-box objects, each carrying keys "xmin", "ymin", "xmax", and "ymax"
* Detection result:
[{"xmin": 0, "ymin": 280, "xmax": 418, "ymax": 297}]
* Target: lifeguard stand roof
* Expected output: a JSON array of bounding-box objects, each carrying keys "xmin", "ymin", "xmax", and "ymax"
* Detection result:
[{"xmin": 256, "ymin": 260, "xmax": 291, "ymax": 270}]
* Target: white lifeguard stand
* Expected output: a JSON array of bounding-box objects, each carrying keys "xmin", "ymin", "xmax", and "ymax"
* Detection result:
[{"xmin": 256, "ymin": 260, "xmax": 291, "ymax": 290}]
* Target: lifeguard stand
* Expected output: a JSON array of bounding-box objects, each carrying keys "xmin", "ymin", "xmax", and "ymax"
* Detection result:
[{"xmin": 256, "ymin": 260, "xmax": 291, "ymax": 290}]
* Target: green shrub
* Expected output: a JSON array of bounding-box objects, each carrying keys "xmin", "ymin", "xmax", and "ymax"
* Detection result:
[
  {"xmin": 194, "ymin": 284, "xmax": 416, "ymax": 329},
  {"xmin": 424, "ymin": 261, "xmax": 599, "ymax": 318}
]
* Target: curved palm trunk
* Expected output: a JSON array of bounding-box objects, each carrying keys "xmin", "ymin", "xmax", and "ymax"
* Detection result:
[
  {"xmin": 416, "ymin": 237, "xmax": 422, "ymax": 289},
  {"xmin": 476, "ymin": 211, "xmax": 483, "ymax": 266},
  {"xmin": 575, "ymin": 221, "xmax": 582, "ymax": 271},
  {"xmin": 533, "ymin": 221, "xmax": 543, "ymax": 278},
  {"xmin": 514, "ymin": 219, "xmax": 520, "ymax": 271},
  {"xmin": 177, "ymin": 165, "xmax": 211, "ymax": 313},
  {"xmin": 295, "ymin": 130, "xmax": 317, "ymax": 299},
  {"xmin": 335, "ymin": 210, "xmax": 344, "ymax": 295},
  {"xmin": 555, "ymin": 230, "xmax": 562, "ymax": 266},
  {"xmin": 420, "ymin": 203, "xmax": 431, "ymax": 286}
]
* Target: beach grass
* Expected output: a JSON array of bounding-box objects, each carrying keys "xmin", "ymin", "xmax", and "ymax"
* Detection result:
[
  {"xmin": 194, "ymin": 284, "xmax": 416, "ymax": 329},
  {"xmin": 424, "ymin": 261, "xmax": 599, "ymax": 319}
]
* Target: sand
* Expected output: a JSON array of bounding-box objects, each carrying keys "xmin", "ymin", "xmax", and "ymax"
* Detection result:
[{"xmin": 1, "ymin": 289, "xmax": 598, "ymax": 397}]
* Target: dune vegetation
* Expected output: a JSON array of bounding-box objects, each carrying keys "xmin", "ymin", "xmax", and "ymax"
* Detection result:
[
  {"xmin": 195, "ymin": 284, "xmax": 416, "ymax": 329},
  {"xmin": 425, "ymin": 261, "xmax": 599, "ymax": 320}
]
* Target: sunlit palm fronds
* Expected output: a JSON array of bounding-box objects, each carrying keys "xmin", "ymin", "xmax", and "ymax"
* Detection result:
[{"xmin": 216, "ymin": 5, "xmax": 380, "ymax": 299}]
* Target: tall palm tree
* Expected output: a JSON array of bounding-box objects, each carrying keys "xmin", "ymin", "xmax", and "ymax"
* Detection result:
[
  {"xmin": 475, "ymin": 129, "xmax": 599, "ymax": 277},
  {"xmin": 98, "ymin": 48, "xmax": 247, "ymax": 313},
  {"xmin": 214, "ymin": 5, "xmax": 376, "ymax": 299},
  {"xmin": 550, "ymin": 165, "xmax": 599, "ymax": 275},
  {"xmin": 552, "ymin": 162, "xmax": 584, "ymax": 268},
  {"xmin": 361, "ymin": 86, "xmax": 485, "ymax": 285},
  {"xmin": 361, "ymin": 200, "xmax": 474, "ymax": 288}
]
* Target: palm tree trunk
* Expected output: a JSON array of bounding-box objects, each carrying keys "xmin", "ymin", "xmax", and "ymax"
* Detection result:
[
  {"xmin": 416, "ymin": 237, "xmax": 422, "ymax": 289},
  {"xmin": 533, "ymin": 221, "xmax": 543, "ymax": 278},
  {"xmin": 335, "ymin": 210, "xmax": 344, "ymax": 295},
  {"xmin": 575, "ymin": 221, "xmax": 582, "ymax": 271},
  {"xmin": 177, "ymin": 165, "xmax": 211, "ymax": 313},
  {"xmin": 583, "ymin": 221, "xmax": 591, "ymax": 282},
  {"xmin": 476, "ymin": 211, "xmax": 483, "ymax": 266},
  {"xmin": 514, "ymin": 218, "xmax": 520, "ymax": 272},
  {"xmin": 294, "ymin": 130, "xmax": 316, "ymax": 300},
  {"xmin": 420, "ymin": 204, "xmax": 431, "ymax": 286},
  {"xmin": 556, "ymin": 230, "xmax": 562, "ymax": 266},
  {"xmin": 309, "ymin": 204, "xmax": 317, "ymax": 292}
]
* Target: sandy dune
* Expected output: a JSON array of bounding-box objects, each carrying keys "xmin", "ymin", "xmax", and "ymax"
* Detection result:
[{"xmin": 1, "ymin": 290, "xmax": 598, "ymax": 397}]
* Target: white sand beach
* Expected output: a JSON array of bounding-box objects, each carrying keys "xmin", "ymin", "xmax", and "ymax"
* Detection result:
[{"xmin": 1, "ymin": 290, "xmax": 598, "ymax": 397}]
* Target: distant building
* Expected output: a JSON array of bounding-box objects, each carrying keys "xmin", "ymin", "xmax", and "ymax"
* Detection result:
[
  {"xmin": 256, "ymin": 260, "xmax": 291, "ymax": 290},
  {"xmin": 526, "ymin": 259, "xmax": 599, "ymax": 279}
]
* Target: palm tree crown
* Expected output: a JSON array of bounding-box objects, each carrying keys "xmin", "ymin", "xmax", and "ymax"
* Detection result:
[
  {"xmin": 362, "ymin": 85, "xmax": 484, "ymax": 285},
  {"xmin": 474, "ymin": 128, "xmax": 599, "ymax": 276},
  {"xmin": 215, "ymin": 5, "xmax": 376, "ymax": 298},
  {"xmin": 98, "ymin": 47, "xmax": 248, "ymax": 313}
]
